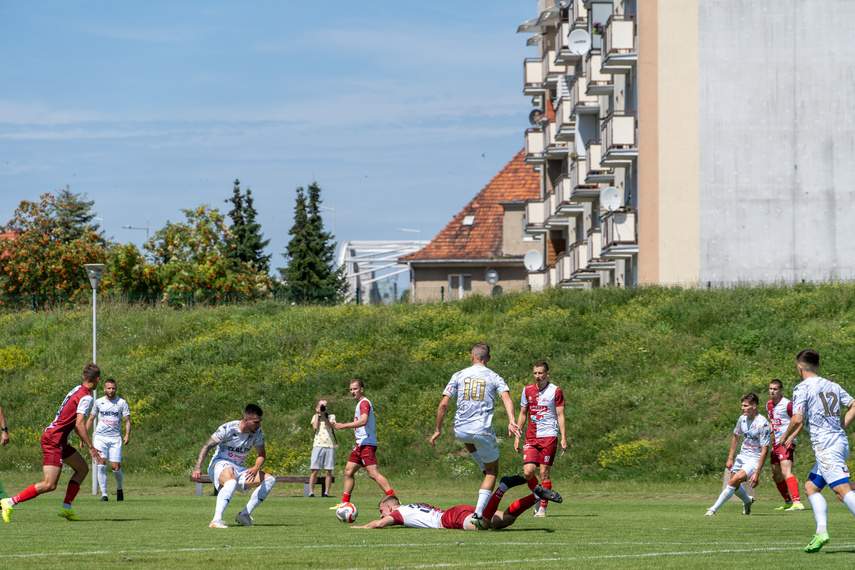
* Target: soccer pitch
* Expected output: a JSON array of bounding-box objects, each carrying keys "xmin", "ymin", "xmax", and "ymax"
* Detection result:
[{"xmin": 2, "ymin": 492, "xmax": 853, "ymax": 568}]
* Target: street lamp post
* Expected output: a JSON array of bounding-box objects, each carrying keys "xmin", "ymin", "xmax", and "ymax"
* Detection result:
[
  {"xmin": 84, "ymin": 263, "xmax": 105, "ymax": 494},
  {"xmin": 123, "ymin": 221, "xmax": 150, "ymax": 240}
]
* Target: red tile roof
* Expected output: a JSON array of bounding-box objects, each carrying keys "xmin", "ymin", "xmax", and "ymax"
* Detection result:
[{"xmin": 400, "ymin": 150, "xmax": 539, "ymax": 262}]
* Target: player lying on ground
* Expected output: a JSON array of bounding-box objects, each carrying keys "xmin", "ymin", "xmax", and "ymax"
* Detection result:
[{"xmin": 350, "ymin": 475, "xmax": 562, "ymax": 530}]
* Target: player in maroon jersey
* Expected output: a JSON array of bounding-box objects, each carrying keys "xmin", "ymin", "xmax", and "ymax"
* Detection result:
[
  {"xmin": 767, "ymin": 378, "xmax": 805, "ymax": 511},
  {"xmin": 1, "ymin": 363, "xmax": 102, "ymax": 523},
  {"xmin": 514, "ymin": 361, "xmax": 566, "ymax": 517},
  {"xmin": 351, "ymin": 475, "xmax": 562, "ymax": 530}
]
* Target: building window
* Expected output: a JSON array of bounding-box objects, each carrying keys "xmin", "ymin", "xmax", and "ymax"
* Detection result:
[{"xmin": 448, "ymin": 274, "xmax": 471, "ymax": 300}]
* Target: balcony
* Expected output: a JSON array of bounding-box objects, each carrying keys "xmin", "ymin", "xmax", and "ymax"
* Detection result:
[
  {"xmin": 542, "ymin": 48, "xmax": 569, "ymax": 88},
  {"xmin": 601, "ymin": 210, "xmax": 639, "ymax": 259},
  {"xmin": 569, "ymin": 73, "xmax": 598, "ymax": 115},
  {"xmin": 556, "ymin": 251, "xmax": 573, "ymax": 283},
  {"xmin": 527, "ymin": 270, "xmax": 549, "ymax": 292},
  {"xmin": 569, "ymin": 155, "xmax": 600, "ymax": 201},
  {"xmin": 584, "ymin": 140, "xmax": 614, "ymax": 185},
  {"xmin": 601, "ymin": 111, "xmax": 638, "ymax": 166},
  {"xmin": 601, "ymin": 16, "xmax": 637, "ymax": 74},
  {"xmin": 524, "ymin": 195, "xmax": 548, "ymax": 235},
  {"xmin": 524, "ymin": 58, "xmax": 544, "ymax": 96},
  {"xmin": 554, "ymin": 21, "xmax": 581, "ymax": 66},
  {"xmin": 525, "ymin": 128, "xmax": 545, "ymax": 166},
  {"xmin": 543, "ymin": 120, "xmax": 568, "ymax": 160},
  {"xmin": 587, "ymin": 227, "xmax": 615, "ymax": 270},
  {"xmin": 554, "ymin": 174, "xmax": 587, "ymax": 217},
  {"xmin": 555, "ymin": 96, "xmax": 576, "ymax": 142},
  {"xmin": 584, "ymin": 50, "xmax": 612, "ymax": 96}
]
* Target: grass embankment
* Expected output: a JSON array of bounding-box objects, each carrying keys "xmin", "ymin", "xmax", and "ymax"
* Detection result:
[{"xmin": 2, "ymin": 283, "xmax": 855, "ymax": 489}]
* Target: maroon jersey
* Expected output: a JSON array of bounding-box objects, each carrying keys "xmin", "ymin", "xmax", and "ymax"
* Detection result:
[{"xmin": 43, "ymin": 385, "xmax": 93, "ymax": 446}]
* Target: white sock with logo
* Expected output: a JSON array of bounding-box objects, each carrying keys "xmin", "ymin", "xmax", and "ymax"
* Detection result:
[
  {"xmin": 214, "ymin": 479, "xmax": 237, "ymax": 521},
  {"xmin": 97, "ymin": 464, "xmax": 108, "ymax": 496}
]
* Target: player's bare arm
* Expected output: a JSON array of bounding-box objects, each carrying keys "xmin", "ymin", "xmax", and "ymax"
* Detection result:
[
  {"xmin": 429, "ymin": 395, "xmax": 451, "ymax": 446},
  {"xmin": 514, "ymin": 407, "xmax": 528, "ymax": 453},
  {"xmin": 500, "ymin": 391, "xmax": 521, "ymax": 438},
  {"xmin": 75, "ymin": 412, "xmax": 101, "ymax": 461},
  {"xmin": 123, "ymin": 416, "xmax": 132, "ymax": 445},
  {"xmin": 843, "ymin": 400, "xmax": 855, "ymax": 429},
  {"xmin": 245, "ymin": 443, "xmax": 266, "ymax": 483},
  {"xmin": 556, "ymin": 404, "xmax": 567, "ymax": 454},
  {"xmin": 725, "ymin": 433, "xmax": 739, "ymax": 470},
  {"xmin": 749, "ymin": 445, "xmax": 769, "ymax": 488},
  {"xmin": 192, "ymin": 437, "xmax": 219, "ymax": 480},
  {"xmin": 351, "ymin": 515, "xmax": 396, "ymax": 529},
  {"xmin": 335, "ymin": 412, "xmax": 368, "ymax": 431},
  {"xmin": 782, "ymin": 413, "xmax": 803, "ymax": 447}
]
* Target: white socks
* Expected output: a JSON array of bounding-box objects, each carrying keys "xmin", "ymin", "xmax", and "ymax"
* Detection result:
[
  {"xmin": 807, "ymin": 492, "xmax": 828, "ymax": 533},
  {"xmin": 475, "ymin": 489, "xmax": 492, "ymax": 516},
  {"xmin": 710, "ymin": 485, "xmax": 736, "ymax": 512},
  {"xmin": 97, "ymin": 464, "xmax": 108, "ymax": 496},
  {"xmin": 113, "ymin": 469, "xmax": 124, "ymax": 491},
  {"xmin": 214, "ymin": 479, "xmax": 238, "ymax": 520},
  {"xmin": 842, "ymin": 490, "xmax": 855, "ymax": 517},
  {"xmin": 733, "ymin": 485, "xmax": 750, "ymax": 504},
  {"xmin": 243, "ymin": 476, "xmax": 275, "ymax": 515}
]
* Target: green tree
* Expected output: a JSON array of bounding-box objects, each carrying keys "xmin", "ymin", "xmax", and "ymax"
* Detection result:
[
  {"xmin": 224, "ymin": 179, "xmax": 270, "ymax": 274},
  {"xmin": 279, "ymin": 182, "xmax": 346, "ymax": 303},
  {"xmin": 53, "ymin": 186, "xmax": 102, "ymax": 243}
]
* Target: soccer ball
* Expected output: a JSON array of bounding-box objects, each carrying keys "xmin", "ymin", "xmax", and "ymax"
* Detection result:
[{"xmin": 336, "ymin": 502, "xmax": 358, "ymax": 523}]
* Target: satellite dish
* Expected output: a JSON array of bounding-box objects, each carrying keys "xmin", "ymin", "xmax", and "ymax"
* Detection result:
[
  {"xmin": 555, "ymin": 0, "xmax": 572, "ymax": 8},
  {"xmin": 601, "ymin": 186, "xmax": 622, "ymax": 212},
  {"xmin": 567, "ymin": 29, "xmax": 591, "ymax": 56},
  {"xmin": 485, "ymin": 268, "xmax": 499, "ymax": 286},
  {"xmin": 524, "ymin": 250, "xmax": 544, "ymax": 272},
  {"xmin": 528, "ymin": 109, "xmax": 548, "ymax": 128}
]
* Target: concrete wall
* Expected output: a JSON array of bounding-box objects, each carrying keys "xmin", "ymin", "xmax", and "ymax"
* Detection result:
[
  {"xmin": 699, "ymin": 0, "xmax": 855, "ymax": 283},
  {"xmin": 410, "ymin": 264, "xmax": 529, "ymax": 302}
]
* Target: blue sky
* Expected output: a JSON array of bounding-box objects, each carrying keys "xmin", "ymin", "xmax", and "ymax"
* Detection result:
[{"xmin": 0, "ymin": 1, "xmax": 535, "ymax": 274}]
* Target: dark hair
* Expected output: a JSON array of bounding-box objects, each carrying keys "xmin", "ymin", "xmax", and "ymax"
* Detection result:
[
  {"xmin": 741, "ymin": 392, "xmax": 759, "ymax": 406},
  {"xmin": 350, "ymin": 379, "xmax": 364, "ymax": 388},
  {"xmin": 472, "ymin": 342, "xmax": 490, "ymax": 362},
  {"xmin": 797, "ymin": 349, "xmax": 820, "ymax": 372},
  {"xmin": 83, "ymin": 362, "xmax": 100, "ymax": 383},
  {"xmin": 244, "ymin": 404, "xmax": 263, "ymax": 418},
  {"xmin": 769, "ymin": 378, "xmax": 783, "ymax": 389},
  {"xmin": 533, "ymin": 361, "xmax": 549, "ymax": 372}
]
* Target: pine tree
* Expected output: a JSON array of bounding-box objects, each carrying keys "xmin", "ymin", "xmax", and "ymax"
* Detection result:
[
  {"xmin": 52, "ymin": 186, "xmax": 100, "ymax": 242},
  {"xmin": 279, "ymin": 182, "xmax": 346, "ymax": 303},
  {"xmin": 225, "ymin": 179, "xmax": 271, "ymax": 274}
]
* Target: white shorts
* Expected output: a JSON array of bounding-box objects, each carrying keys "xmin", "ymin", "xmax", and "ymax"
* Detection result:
[
  {"xmin": 208, "ymin": 460, "xmax": 253, "ymax": 492},
  {"xmin": 453, "ymin": 428, "xmax": 500, "ymax": 464},
  {"xmin": 310, "ymin": 446, "xmax": 335, "ymax": 470},
  {"xmin": 92, "ymin": 435, "xmax": 123, "ymax": 463},
  {"xmin": 809, "ymin": 441, "xmax": 851, "ymax": 489},
  {"xmin": 731, "ymin": 454, "xmax": 761, "ymax": 479}
]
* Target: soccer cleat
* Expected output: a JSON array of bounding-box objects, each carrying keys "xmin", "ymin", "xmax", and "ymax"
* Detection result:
[
  {"xmin": 234, "ymin": 512, "xmax": 254, "ymax": 527},
  {"xmin": 774, "ymin": 503, "xmax": 793, "ymax": 510},
  {"xmin": 532, "ymin": 505, "xmax": 541, "ymax": 516},
  {"xmin": 58, "ymin": 507, "xmax": 80, "ymax": 521},
  {"xmin": 742, "ymin": 496, "xmax": 755, "ymax": 515},
  {"xmin": 704, "ymin": 509, "xmax": 716, "ymax": 517},
  {"xmin": 1, "ymin": 498, "xmax": 13, "ymax": 522},
  {"xmin": 472, "ymin": 513, "xmax": 487, "ymax": 530},
  {"xmin": 209, "ymin": 519, "xmax": 228, "ymax": 529},
  {"xmin": 533, "ymin": 484, "xmax": 563, "ymax": 504},
  {"xmin": 805, "ymin": 532, "xmax": 830, "ymax": 553},
  {"xmin": 329, "ymin": 502, "xmax": 345, "ymax": 510},
  {"xmin": 308, "ymin": 493, "xmax": 315, "ymax": 497},
  {"xmin": 533, "ymin": 507, "xmax": 547, "ymax": 517},
  {"xmin": 117, "ymin": 490, "xmax": 123, "ymax": 501},
  {"xmin": 500, "ymin": 475, "xmax": 527, "ymax": 490},
  {"xmin": 322, "ymin": 493, "xmax": 330, "ymax": 498},
  {"xmin": 100, "ymin": 496, "xmax": 109, "ymax": 502},
  {"xmin": 785, "ymin": 502, "xmax": 805, "ymax": 511}
]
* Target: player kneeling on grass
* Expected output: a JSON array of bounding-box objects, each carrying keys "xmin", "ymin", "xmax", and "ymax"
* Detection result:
[
  {"xmin": 191, "ymin": 404, "xmax": 275, "ymax": 529},
  {"xmin": 350, "ymin": 475, "xmax": 562, "ymax": 530},
  {"xmin": 705, "ymin": 392, "xmax": 770, "ymax": 517}
]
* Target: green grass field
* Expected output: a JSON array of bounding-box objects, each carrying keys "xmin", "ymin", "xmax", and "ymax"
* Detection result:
[{"xmin": 2, "ymin": 474, "xmax": 855, "ymax": 568}]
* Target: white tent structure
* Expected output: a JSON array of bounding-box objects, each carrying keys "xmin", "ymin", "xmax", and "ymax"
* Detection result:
[{"xmin": 337, "ymin": 240, "xmax": 428, "ymax": 304}]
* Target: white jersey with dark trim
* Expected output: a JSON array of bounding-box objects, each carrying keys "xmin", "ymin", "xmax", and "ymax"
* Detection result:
[
  {"xmin": 792, "ymin": 375, "xmax": 853, "ymax": 451},
  {"xmin": 92, "ymin": 396, "xmax": 130, "ymax": 438},
  {"xmin": 733, "ymin": 414, "xmax": 771, "ymax": 460},
  {"xmin": 443, "ymin": 364, "xmax": 509, "ymax": 435},
  {"xmin": 207, "ymin": 420, "xmax": 264, "ymax": 469}
]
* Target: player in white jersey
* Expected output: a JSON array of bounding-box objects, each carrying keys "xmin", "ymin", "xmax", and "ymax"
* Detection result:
[
  {"xmin": 705, "ymin": 393, "xmax": 770, "ymax": 517},
  {"xmin": 429, "ymin": 342, "xmax": 521, "ymax": 523},
  {"xmin": 85, "ymin": 378, "xmax": 131, "ymax": 502},
  {"xmin": 333, "ymin": 379, "xmax": 395, "ymax": 508},
  {"xmin": 351, "ymin": 475, "xmax": 562, "ymax": 530},
  {"xmin": 780, "ymin": 349, "xmax": 855, "ymax": 553},
  {"xmin": 766, "ymin": 379, "xmax": 804, "ymax": 511},
  {"xmin": 514, "ymin": 361, "xmax": 566, "ymax": 517},
  {"xmin": 191, "ymin": 404, "xmax": 276, "ymax": 529}
]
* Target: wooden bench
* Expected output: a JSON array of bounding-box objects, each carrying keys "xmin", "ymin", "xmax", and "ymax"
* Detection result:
[{"xmin": 191, "ymin": 474, "xmax": 334, "ymax": 497}]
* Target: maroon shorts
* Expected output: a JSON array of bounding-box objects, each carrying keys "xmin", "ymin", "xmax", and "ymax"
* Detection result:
[
  {"xmin": 522, "ymin": 437, "xmax": 558, "ymax": 466},
  {"xmin": 348, "ymin": 445, "xmax": 378, "ymax": 467},
  {"xmin": 771, "ymin": 443, "xmax": 795, "ymax": 465},
  {"xmin": 41, "ymin": 433, "xmax": 77, "ymax": 468},
  {"xmin": 441, "ymin": 505, "xmax": 476, "ymax": 529}
]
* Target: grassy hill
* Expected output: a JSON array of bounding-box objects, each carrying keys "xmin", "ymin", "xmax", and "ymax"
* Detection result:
[{"xmin": 2, "ymin": 283, "xmax": 855, "ymax": 483}]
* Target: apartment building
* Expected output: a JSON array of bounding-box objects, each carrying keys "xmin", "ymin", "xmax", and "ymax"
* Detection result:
[{"xmin": 521, "ymin": 0, "xmax": 855, "ymax": 287}]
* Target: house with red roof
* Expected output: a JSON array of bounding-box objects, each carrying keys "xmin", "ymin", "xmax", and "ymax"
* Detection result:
[{"xmin": 399, "ymin": 150, "xmax": 541, "ymax": 302}]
